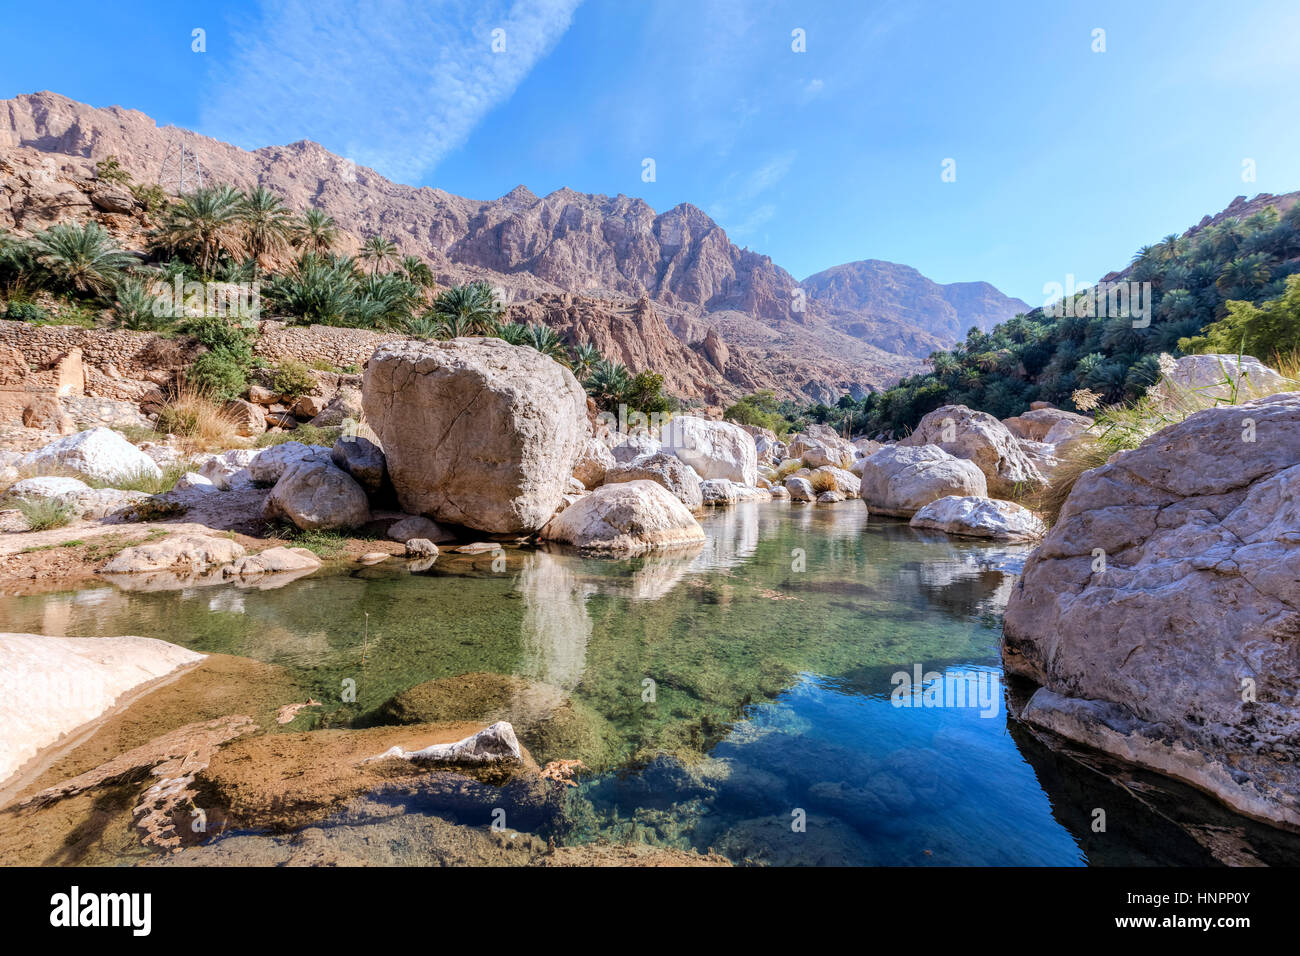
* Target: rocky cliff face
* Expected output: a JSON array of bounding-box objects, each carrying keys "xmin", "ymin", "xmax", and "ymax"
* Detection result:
[
  {"xmin": 801, "ymin": 259, "xmax": 1031, "ymax": 350},
  {"xmin": 0, "ymin": 90, "xmax": 1022, "ymax": 403}
]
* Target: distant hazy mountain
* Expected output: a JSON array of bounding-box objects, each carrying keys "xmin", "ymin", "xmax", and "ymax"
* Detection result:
[{"xmin": 801, "ymin": 259, "xmax": 1032, "ymax": 351}]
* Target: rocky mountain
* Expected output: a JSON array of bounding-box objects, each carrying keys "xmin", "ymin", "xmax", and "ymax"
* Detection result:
[
  {"xmin": 0, "ymin": 91, "xmax": 1021, "ymax": 406},
  {"xmin": 801, "ymin": 259, "xmax": 1031, "ymax": 350}
]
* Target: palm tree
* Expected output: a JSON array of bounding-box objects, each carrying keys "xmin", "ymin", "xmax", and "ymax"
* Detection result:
[
  {"xmin": 150, "ymin": 185, "xmax": 249, "ymax": 277},
  {"xmin": 570, "ymin": 342, "xmax": 602, "ymax": 379},
  {"xmin": 358, "ymin": 235, "xmax": 399, "ymax": 274},
  {"xmin": 525, "ymin": 323, "xmax": 569, "ymax": 364},
  {"xmin": 242, "ymin": 186, "xmax": 297, "ymax": 267},
  {"xmin": 429, "ymin": 281, "xmax": 503, "ymax": 335},
  {"xmin": 585, "ymin": 358, "xmax": 632, "ymax": 409},
  {"xmin": 296, "ymin": 207, "xmax": 338, "ymax": 254},
  {"xmin": 30, "ymin": 222, "xmax": 135, "ymax": 298},
  {"xmin": 398, "ymin": 255, "xmax": 435, "ymax": 289},
  {"xmin": 495, "ymin": 321, "xmax": 531, "ymax": 345},
  {"xmin": 432, "ymin": 312, "xmax": 474, "ymax": 339}
]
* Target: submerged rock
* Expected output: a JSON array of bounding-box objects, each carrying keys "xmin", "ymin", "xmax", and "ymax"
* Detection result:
[
  {"xmin": 364, "ymin": 338, "xmax": 588, "ymax": 534},
  {"xmin": 1003, "ymin": 393, "xmax": 1300, "ymax": 829},
  {"xmin": 365, "ymin": 721, "xmax": 523, "ymax": 765}
]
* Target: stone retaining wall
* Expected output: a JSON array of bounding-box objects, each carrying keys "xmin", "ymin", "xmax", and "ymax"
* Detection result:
[{"xmin": 253, "ymin": 321, "xmax": 408, "ymax": 371}]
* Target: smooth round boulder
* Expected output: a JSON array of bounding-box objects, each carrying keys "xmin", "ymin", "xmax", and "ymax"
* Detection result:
[
  {"xmin": 20, "ymin": 427, "xmax": 162, "ymax": 484},
  {"xmin": 899, "ymin": 404, "xmax": 1044, "ymax": 498},
  {"xmin": 659, "ymin": 416, "xmax": 758, "ymax": 487},
  {"xmin": 364, "ymin": 339, "xmax": 588, "ymax": 534},
  {"xmin": 857, "ymin": 444, "xmax": 988, "ymax": 517},
  {"xmin": 262, "ymin": 460, "xmax": 371, "ymax": 531},
  {"xmin": 541, "ymin": 480, "xmax": 705, "ymax": 553},
  {"xmin": 909, "ymin": 495, "xmax": 1045, "ymax": 540},
  {"xmin": 604, "ymin": 452, "xmax": 704, "ymax": 511}
]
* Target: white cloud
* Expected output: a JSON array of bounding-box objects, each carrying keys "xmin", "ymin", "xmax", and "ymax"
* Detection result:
[
  {"xmin": 199, "ymin": 0, "xmax": 582, "ymax": 182},
  {"xmin": 709, "ymin": 150, "xmax": 796, "ymax": 233}
]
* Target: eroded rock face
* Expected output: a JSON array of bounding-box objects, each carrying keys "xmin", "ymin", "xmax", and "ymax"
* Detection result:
[
  {"xmin": 604, "ymin": 452, "xmax": 704, "ymax": 511},
  {"xmin": 909, "ymin": 495, "xmax": 1044, "ymax": 540},
  {"xmin": 19, "ymin": 426, "xmax": 162, "ymax": 484},
  {"xmin": 659, "ymin": 415, "xmax": 758, "ymax": 487},
  {"xmin": 857, "ymin": 445, "xmax": 987, "ymax": 517},
  {"xmin": 1152, "ymin": 353, "xmax": 1289, "ymax": 403},
  {"xmin": 199, "ymin": 449, "xmax": 259, "ymax": 490},
  {"xmin": 541, "ymin": 480, "xmax": 705, "ymax": 553},
  {"xmin": 262, "ymin": 460, "xmax": 371, "ymax": 531},
  {"xmin": 1003, "ymin": 394, "xmax": 1300, "ymax": 828},
  {"xmin": 364, "ymin": 339, "xmax": 587, "ymax": 534},
  {"xmin": 900, "ymin": 405, "xmax": 1043, "ymax": 498}
]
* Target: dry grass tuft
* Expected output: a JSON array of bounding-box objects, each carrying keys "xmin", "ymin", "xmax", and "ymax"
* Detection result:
[{"xmin": 155, "ymin": 387, "xmax": 243, "ymax": 453}]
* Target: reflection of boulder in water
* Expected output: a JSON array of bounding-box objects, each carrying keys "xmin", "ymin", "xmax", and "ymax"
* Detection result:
[
  {"xmin": 516, "ymin": 551, "xmax": 593, "ymax": 693},
  {"xmin": 1009, "ymin": 721, "xmax": 1300, "ymax": 866},
  {"xmin": 591, "ymin": 549, "xmax": 700, "ymax": 602},
  {"xmin": 693, "ymin": 500, "xmax": 760, "ymax": 570},
  {"xmin": 375, "ymin": 672, "xmax": 621, "ymax": 771},
  {"xmin": 904, "ymin": 542, "xmax": 1034, "ymax": 617}
]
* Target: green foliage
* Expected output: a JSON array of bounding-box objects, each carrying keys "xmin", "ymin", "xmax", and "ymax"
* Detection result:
[
  {"xmin": 254, "ymin": 424, "xmax": 342, "ymax": 448},
  {"xmin": 13, "ymin": 497, "xmax": 74, "ymax": 531},
  {"xmin": 723, "ymin": 390, "xmax": 789, "ymax": 435},
  {"xmin": 112, "ymin": 279, "xmax": 170, "ymax": 331},
  {"xmin": 149, "ymin": 185, "xmax": 250, "ymax": 277},
  {"xmin": 1180, "ymin": 273, "xmax": 1300, "ymax": 360},
  {"xmin": 94, "ymin": 156, "xmax": 132, "ymax": 186},
  {"xmin": 29, "ymin": 221, "xmax": 135, "ymax": 299},
  {"xmin": 4, "ymin": 300, "xmax": 46, "ymax": 322},
  {"xmin": 844, "ymin": 201, "xmax": 1300, "ymax": 437},
  {"xmin": 429, "ymin": 281, "xmax": 503, "ymax": 335},
  {"xmin": 271, "ymin": 358, "xmax": 317, "ymax": 399},
  {"xmin": 296, "ymin": 207, "xmax": 338, "ymax": 254},
  {"xmin": 187, "ymin": 350, "xmax": 248, "ymax": 402},
  {"xmin": 623, "ymin": 370, "xmax": 675, "ymax": 415}
]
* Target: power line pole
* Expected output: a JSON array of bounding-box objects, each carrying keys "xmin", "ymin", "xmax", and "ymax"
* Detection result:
[{"xmin": 159, "ymin": 136, "xmax": 204, "ymax": 194}]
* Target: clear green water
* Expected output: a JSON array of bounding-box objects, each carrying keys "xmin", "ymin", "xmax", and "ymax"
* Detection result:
[{"xmin": 6, "ymin": 502, "xmax": 1294, "ymax": 865}]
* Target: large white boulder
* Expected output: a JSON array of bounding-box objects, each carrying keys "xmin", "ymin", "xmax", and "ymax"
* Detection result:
[
  {"xmin": 909, "ymin": 495, "xmax": 1045, "ymax": 540},
  {"xmin": 573, "ymin": 435, "xmax": 616, "ymax": 490},
  {"xmin": 857, "ymin": 445, "xmax": 988, "ymax": 517},
  {"xmin": 9, "ymin": 476, "xmax": 91, "ymax": 499},
  {"xmin": 541, "ymin": 480, "xmax": 705, "ymax": 554},
  {"xmin": 1151, "ymin": 353, "xmax": 1289, "ymax": 403},
  {"xmin": 899, "ymin": 404, "xmax": 1044, "ymax": 498},
  {"xmin": 262, "ymin": 460, "xmax": 371, "ymax": 531},
  {"xmin": 364, "ymin": 338, "xmax": 588, "ymax": 534},
  {"xmin": 20, "ymin": 427, "xmax": 162, "ymax": 484},
  {"xmin": 659, "ymin": 415, "xmax": 758, "ymax": 487},
  {"xmin": 1003, "ymin": 393, "xmax": 1300, "ymax": 828}
]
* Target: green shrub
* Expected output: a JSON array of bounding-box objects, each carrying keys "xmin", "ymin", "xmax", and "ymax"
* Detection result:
[
  {"xmin": 272, "ymin": 359, "xmax": 317, "ymax": 399},
  {"xmin": 4, "ymin": 301, "xmax": 46, "ymax": 322},
  {"xmin": 14, "ymin": 497, "xmax": 74, "ymax": 531},
  {"xmin": 188, "ymin": 350, "xmax": 248, "ymax": 402},
  {"xmin": 254, "ymin": 424, "xmax": 341, "ymax": 448}
]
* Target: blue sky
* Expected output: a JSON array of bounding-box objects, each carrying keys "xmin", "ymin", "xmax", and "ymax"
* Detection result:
[{"xmin": 3, "ymin": 0, "xmax": 1299, "ymax": 304}]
